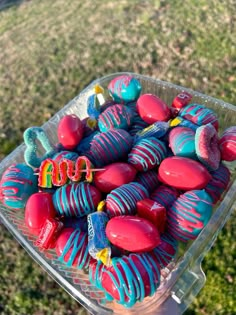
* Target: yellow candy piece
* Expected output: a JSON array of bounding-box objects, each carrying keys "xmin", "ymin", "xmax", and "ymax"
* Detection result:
[
  {"xmin": 94, "ymin": 84, "xmax": 104, "ymax": 95},
  {"xmin": 86, "ymin": 117, "xmax": 97, "ymax": 129},
  {"xmin": 96, "ymin": 248, "xmax": 111, "ymax": 267},
  {"xmin": 169, "ymin": 117, "xmax": 182, "ymax": 127},
  {"xmin": 97, "ymin": 200, "xmax": 106, "ymax": 212}
]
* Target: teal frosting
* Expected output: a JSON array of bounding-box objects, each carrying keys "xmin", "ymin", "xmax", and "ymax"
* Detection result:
[
  {"xmin": 0, "ymin": 163, "xmax": 37, "ymax": 209},
  {"xmin": 108, "ymin": 75, "xmax": 142, "ymax": 103},
  {"xmin": 89, "ymin": 253, "xmax": 160, "ymax": 307},
  {"xmin": 58, "ymin": 229, "xmax": 90, "ymax": 269},
  {"xmin": 167, "ymin": 190, "xmax": 213, "ymax": 242}
]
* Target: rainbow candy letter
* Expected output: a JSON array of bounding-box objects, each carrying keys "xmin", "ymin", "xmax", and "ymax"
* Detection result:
[{"xmin": 38, "ymin": 156, "xmax": 94, "ymax": 188}]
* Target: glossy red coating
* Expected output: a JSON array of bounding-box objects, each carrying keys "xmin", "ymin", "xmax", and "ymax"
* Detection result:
[
  {"xmin": 137, "ymin": 94, "xmax": 171, "ymax": 124},
  {"xmin": 57, "ymin": 114, "xmax": 84, "ymax": 149},
  {"xmin": 172, "ymin": 91, "xmax": 192, "ymax": 109},
  {"xmin": 55, "ymin": 228, "xmax": 86, "ymax": 267},
  {"xmin": 89, "ymin": 253, "xmax": 159, "ymax": 302},
  {"xmin": 35, "ymin": 218, "xmax": 64, "ymax": 249},
  {"xmin": 158, "ymin": 156, "xmax": 212, "ymax": 190},
  {"xmin": 136, "ymin": 199, "xmax": 166, "ymax": 233},
  {"xmin": 105, "ymin": 215, "xmax": 160, "ymax": 252},
  {"xmin": 25, "ymin": 192, "xmax": 56, "ymax": 235},
  {"xmin": 94, "ymin": 162, "xmax": 137, "ymax": 193}
]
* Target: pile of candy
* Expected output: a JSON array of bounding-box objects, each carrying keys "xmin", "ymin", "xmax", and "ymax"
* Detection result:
[{"xmin": 0, "ymin": 75, "xmax": 236, "ymax": 308}]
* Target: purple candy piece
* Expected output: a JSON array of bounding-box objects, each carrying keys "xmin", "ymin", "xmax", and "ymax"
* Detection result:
[
  {"xmin": 106, "ymin": 182, "xmax": 149, "ymax": 217},
  {"xmin": 205, "ymin": 163, "xmax": 231, "ymax": 204},
  {"xmin": 134, "ymin": 170, "xmax": 159, "ymax": 193},
  {"xmin": 151, "ymin": 185, "xmax": 179, "ymax": 209},
  {"xmin": 89, "ymin": 129, "xmax": 133, "ymax": 167}
]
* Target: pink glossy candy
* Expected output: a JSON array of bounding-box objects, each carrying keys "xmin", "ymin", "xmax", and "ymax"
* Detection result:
[
  {"xmin": 25, "ymin": 192, "xmax": 56, "ymax": 235},
  {"xmin": 57, "ymin": 114, "xmax": 84, "ymax": 149},
  {"xmin": 137, "ymin": 94, "xmax": 171, "ymax": 124},
  {"xmin": 219, "ymin": 126, "xmax": 236, "ymax": 161},
  {"xmin": 136, "ymin": 199, "xmax": 166, "ymax": 233},
  {"xmin": 94, "ymin": 162, "xmax": 137, "ymax": 193},
  {"xmin": 55, "ymin": 228, "xmax": 90, "ymax": 268},
  {"xmin": 106, "ymin": 215, "xmax": 160, "ymax": 252},
  {"xmin": 158, "ymin": 157, "xmax": 211, "ymax": 190},
  {"xmin": 172, "ymin": 91, "xmax": 192, "ymax": 109}
]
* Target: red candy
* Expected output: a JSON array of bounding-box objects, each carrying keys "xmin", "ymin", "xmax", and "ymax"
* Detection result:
[
  {"xmin": 55, "ymin": 228, "xmax": 90, "ymax": 268},
  {"xmin": 105, "ymin": 215, "xmax": 160, "ymax": 252},
  {"xmin": 137, "ymin": 199, "xmax": 166, "ymax": 233},
  {"xmin": 35, "ymin": 218, "xmax": 64, "ymax": 249},
  {"xmin": 25, "ymin": 192, "xmax": 56, "ymax": 235},
  {"xmin": 94, "ymin": 162, "xmax": 137, "ymax": 193},
  {"xmin": 172, "ymin": 91, "xmax": 192, "ymax": 109},
  {"xmin": 158, "ymin": 157, "xmax": 212, "ymax": 190},
  {"xmin": 57, "ymin": 114, "xmax": 84, "ymax": 149},
  {"xmin": 137, "ymin": 94, "xmax": 171, "ymax": 124},
  {"xmin": 219, "ymin": 126, "xmax": 236, "ymax": 161}
]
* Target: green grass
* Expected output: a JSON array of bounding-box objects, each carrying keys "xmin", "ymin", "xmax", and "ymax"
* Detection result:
[{"xmin": 0, "ymin": 0, "xmax": 235, "ymax": 314}]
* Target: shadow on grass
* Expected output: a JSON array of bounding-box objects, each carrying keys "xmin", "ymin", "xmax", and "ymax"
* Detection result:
[{"xmin": 0, "ymin": 0, "xmax": 25, "ymax": 11}]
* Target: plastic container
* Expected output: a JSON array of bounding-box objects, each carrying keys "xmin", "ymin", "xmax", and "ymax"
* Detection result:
[{"xmin": 0, "ymin": 73, "xmax": 235, "ymax": 315}]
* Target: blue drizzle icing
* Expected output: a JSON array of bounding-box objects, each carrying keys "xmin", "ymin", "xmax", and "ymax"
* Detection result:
[
  {"xmin": 135, "ymin": 170, "xmax": 159, "ymax": 193},
  {"xmin": 152, "ymin": 234, "xmax": 178, "ymax": 268},
  {"xmin": 151, "ymin": 185, "xmax": 179, "ymax": 209},
  {"xmin": 0, "ymin": 163, "xmax": 37, "ymax": 209},
  {"xmin": 179, "ymin": 104, "xmax": 217, "ymax": 126},
  {"xmin": 109, "ymin": 76, "xmax": 142, "ymax": 103},
  {"xmin": 89, "ymin": 253, "xmax": 160, "ymax": 307},
  {"xmin": 89, "ymin": 129, "xmax": 133, "ymax": 167},
  {"xmin": 58, "ymin": 229, "xmax": 90, "ymax": 269},
  {"xmin": 167, "ymin": 190, "xmax": 213, "ymax": 241},
  {"xmin": 106, "ymin": 182, "xmax": 149, "ymax": 216},
  {"xmin": 128, "ymin": 137, "xmax": 167, "ymax": 171},
  {"xmin": 98, "ymin": 105, "xmax": 134, "ymax": 132},
  {"xmin": 53, "ymin": 182, "xmax": 96, "ymax": 217}
]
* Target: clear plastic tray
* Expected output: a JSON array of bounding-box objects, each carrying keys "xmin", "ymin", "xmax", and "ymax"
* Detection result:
[{"xmin": 0, "ymin": 73, "xmax": 236, "ymax": 315}]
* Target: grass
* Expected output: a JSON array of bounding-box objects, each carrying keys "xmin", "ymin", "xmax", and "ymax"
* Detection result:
[{"xmin": 0, "ymin": 0, "xmax": 235, "ymax": 314}]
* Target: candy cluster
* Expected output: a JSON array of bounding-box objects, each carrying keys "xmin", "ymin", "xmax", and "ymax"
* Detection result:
[{"xmin": 0, "ymin": 74, "xmax": 236, "ymax": 308}]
